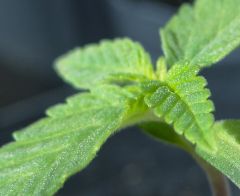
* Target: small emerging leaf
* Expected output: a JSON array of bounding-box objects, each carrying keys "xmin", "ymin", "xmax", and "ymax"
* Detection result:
[
  {"xmin": 142, "ymin": 64, "xmax": 215, "ymax": 148},
  {"xmin": 156, "ymin": 57, "xmax": 167, "ymax": 81}
]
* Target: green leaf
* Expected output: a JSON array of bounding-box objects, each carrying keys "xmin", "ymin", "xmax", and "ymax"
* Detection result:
[
  {"xmin": 142, "ymin": 64, "xmax": 215, "ymax": 148},
  {"xmin": 0, "ymin": 85, "xmax": 145, "ymax": 195},
  {"xmin": 55, "ymin": 38, "xmax": 155, "ymax": 89},
  {"xmin": 161, "ymin": 0, "xmax": 240, "ymax": 68},
  {"xmin": 196, "ymin": 120, "xmax": 240, "ymax": 188}
]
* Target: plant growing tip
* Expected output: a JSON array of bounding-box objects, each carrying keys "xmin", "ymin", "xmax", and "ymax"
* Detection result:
[{"xmin": 0, "ymin": 0, "xmax": 240, "ymax": 195}]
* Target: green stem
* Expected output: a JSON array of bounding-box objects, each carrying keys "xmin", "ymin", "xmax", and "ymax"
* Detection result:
[
  {"xmin": 189, "ymin": 150, "xmax": 231, "ymax": 196},
  {"xmin": 139, "ymin": 120, "xmax": 231, "ymax": 196},
  {"xmin": 174, "ymin": 136, "xmax": 231, "ymax": 196},
  {"xmin": 197, "ymin": 157, "xmax": 231, "ymax": 196}
]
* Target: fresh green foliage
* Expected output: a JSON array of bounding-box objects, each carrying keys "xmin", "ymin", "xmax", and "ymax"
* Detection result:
[
  {"xmin": 55, "ymin": 38, "xmax": 155, "ymax": 89},
  {"xmin": 161, "ymin": 0, "xmax": 240, "ymax": 68},
  {"xmin": 1, "ymin": 0, "xmax": 240, "ymax": 195},
  {"xmin": 0, "ymin": 85, "xmax": 149, "ymax": 195},
  {"xmin": 196, "ymin": 120, "xmax": 240, "ymax": 188},
  {"xmin": 142, "ymin": 64, "xmax": 215, "ymax": 147}
]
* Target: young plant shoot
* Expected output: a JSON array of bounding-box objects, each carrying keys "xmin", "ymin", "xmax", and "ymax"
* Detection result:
[{"xmin": 0, "ymin": 0, "xmax": 240, "ymax": 195}]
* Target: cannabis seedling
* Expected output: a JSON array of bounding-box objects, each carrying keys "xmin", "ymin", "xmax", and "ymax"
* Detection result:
[{"xmin": 1, "ymin": 0, "xmax": 240, "ymax": 195}]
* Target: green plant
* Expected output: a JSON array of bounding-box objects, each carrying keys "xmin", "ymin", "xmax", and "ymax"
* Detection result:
[{"xmin": 1, "ymin": 0, "xmax": 240, "ymax": 195}]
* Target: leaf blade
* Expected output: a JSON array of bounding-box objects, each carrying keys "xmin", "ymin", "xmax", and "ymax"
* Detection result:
[
  {"xmin": 196, "ymin": 120, "xmax": 240, "ymax": 188},
  {"xmin": 0, "ymin": 85, "xmax": 142, "ymax": 195},
  {"xmin": 142, "ymin": 64, "xmax": 215, "ymax": 148},
  {"xmin": 55, "ymin": 38, "xmax": 155, "ymax": 89},
  {"xmin": 161, "ymin": 0, "xmax": 240, "ymax": 68}
]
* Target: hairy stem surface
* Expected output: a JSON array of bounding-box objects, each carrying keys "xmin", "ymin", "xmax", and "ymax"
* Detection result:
[
  {"xmin": 201, "ymin": 159, "xmax": 231, "ymax": 196},
  {"xmin": 191, "ymin": 151, "xmax": 231, "ymax": 196},
  {"xmin": 171, "ymin": 133, "xmax": 231, "ymax": 196}
]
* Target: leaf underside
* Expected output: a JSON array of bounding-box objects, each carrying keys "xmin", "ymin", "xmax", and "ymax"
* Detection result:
[
  {"xmin": 161, "ymin": 0, "xmax": 240, "ymax": 68},
  {"xmin": 140, "ymin": 121, "xmax": 190, "ymax": 151}
]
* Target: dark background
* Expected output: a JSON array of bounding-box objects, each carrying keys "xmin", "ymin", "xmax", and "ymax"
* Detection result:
[{"xmin": 0, "ymin": 0, "xmax": 239, "ymax": 195}]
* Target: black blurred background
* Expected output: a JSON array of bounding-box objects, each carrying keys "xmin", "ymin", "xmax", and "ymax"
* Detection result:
[{"xmin": 0, "ymin": 0, "xmax": 239, "ymax": 195}]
